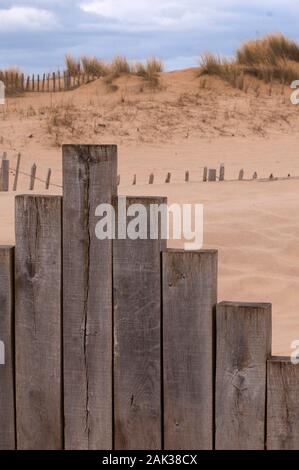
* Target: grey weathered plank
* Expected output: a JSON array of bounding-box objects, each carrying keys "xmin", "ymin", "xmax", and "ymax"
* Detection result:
[
  {"xmin": 45, "ymin": 168, "xmax": 51, "ymax": 190},
  {"xmin": 239, "ymin": 169, "xmax": 244, "ymax": 181},
  {"xmin": 219, "ymin": 164, "xmax": 225, "ymax": 181},
  {"xmin": 0, "ymin": 246, "xmax": 15, "ymax": 449},
  {"xmin": 15, "ymin": 195, "xmax": 62, "ymax": 450},
  {"xmin": 216, "ymin": 302, "xmax": 272, "ymax": 450},
  {"xmin": 113, "ymin": 196, "xmax": 167, "ymax": 450},
  {"xmin": 203, "ymin": 167, "xmax": 208, "ymax": 182},
  {"xmin": 63, "ymin": 145, "xmax": 117, "ymax": 450},
  {"xmin": 29, "ymin": 163, "xmax": 36, "ymax": 191},
  {"xmin": 163, "ymin": 249, "xmax": 218, "ymax": 450},
  {"xmin": 267, "ymin": 357, "xmax": 299, "ymax": 450}
]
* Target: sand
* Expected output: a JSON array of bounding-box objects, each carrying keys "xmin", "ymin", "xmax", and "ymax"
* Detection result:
[{"xmin": 1, "ymin": 68, "xmax": 299, "ymax": 355}]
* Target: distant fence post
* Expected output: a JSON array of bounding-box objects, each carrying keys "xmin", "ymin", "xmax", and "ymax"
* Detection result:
[
  {"xmin": 0, "ymin": 247, "xmax": 15, "ymax": 450},
  {"xmin": 219, "ymin": 164, "xmax": 225, "ymax": 181},
  {"xmin": 45, "ymin": 168, "xmax": 51, "ymax": 190},
  {"xmin": 216, "ymin": 302, "xmax": 272, "ymax": 450},
  {"xmin": 63, "ymin": 145, "xmax": 117, "ymax": 450},
  {"xmin": 208, "ymin": 169, "xmax": 217, "ymax": 182},
  {"xmin": 163, "ymin": 250, "xmax": 218, "ymax": 450},
  {"xmin": 185, "ymin": 171, "xmax": 189, "ymax": 182},
  {"xmin": 113, "ymin": 196, "xmax": 167, "ymax": 450},
  {"xmin": 13, "ymin": 153, "xmax": 21, "ymax": 192},
  {"xmin": 149, "ymin": 173, "xmax": 154, "ymax": 184},
  {"xmin": 239, "ymin": 169, "xmax": 244, "ymax": 181},
  {"xmin": 132, "ymin": 174, "xmax": 136, "ymax": 185},
  {"xmin": 267, "ymin": 358, "xmax": 299, "ymax": 450},
  {"xmin": 203, "ymin": 167, "xmax": 208, "ymax": 182},
  {"xmin": 165, "ymin": 172, "xmax": 171, "ymax": 183},
  {"xmin": 0, "ymin": 159, "xmax": 9, "ymax": 191},
  {"xmin": 15, "ymin": 195, "xmax": 63, "ymax": 450},
  {"xmin": 29, "ymin": 163, "xmax": 36, "ymax": 190}
]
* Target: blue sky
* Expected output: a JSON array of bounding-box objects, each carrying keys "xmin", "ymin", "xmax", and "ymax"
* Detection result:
[{"xmin": 0, "ymin": 0, "xmax": 297, "ymax": 73}]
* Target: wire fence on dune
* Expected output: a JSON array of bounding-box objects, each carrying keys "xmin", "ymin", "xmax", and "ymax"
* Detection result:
[{"xmin": 0, "ymin": 152, "xmax": 297, "ymax": 193}]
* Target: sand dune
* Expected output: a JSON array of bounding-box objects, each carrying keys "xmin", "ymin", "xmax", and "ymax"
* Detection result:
[{"xmin": 1, "ymin": 69, "xmax": 299, "ymax": 355}]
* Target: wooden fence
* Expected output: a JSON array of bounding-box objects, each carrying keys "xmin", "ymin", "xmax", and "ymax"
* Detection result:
[
  {"xmin": 0, "ymin": 153, "xmax": 55, "ymax": 192},
  {"xmin": 0, "ymin": 71, "xmax": 97, "ymax": 94},
  {"xmin": 0, "ymin": 144, "xmax": 297, "ymax": 450}
]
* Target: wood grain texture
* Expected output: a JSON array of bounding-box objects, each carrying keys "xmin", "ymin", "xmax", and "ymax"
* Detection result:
[
  {"xmin": 0, "ymin": 159, "xmax": 9, "ymax": 191},
  {"xmin": 63, "ymin": 145, "xmax": 117, "ymax": 450},
  {"xmin": 0, "ymin": 246, "xmax": 15, "ymax": 449},
  {"xmin": 267, "ymin": 357, "xmax": 299, "ymax": 450},
  {"xmin": 113, "ymin": 196, "xmax": 167, "ymax": 450},
  {"xmin": 163, "ymin": 250, "xmax": 218, "ymax": 450},
  {"xmin": 216, "ymin": 302, "xmax": 272, "ymax": 450},
  {"xmin": 15, "ymin": 196, "xmax": 62, "ymax": 450},
  {"xmin": 208, "ymin": 169, "xmax": 217, "ymax": 182}
]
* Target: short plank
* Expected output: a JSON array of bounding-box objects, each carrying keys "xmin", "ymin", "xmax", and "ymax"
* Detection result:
[
  {"xmin": 0, "ymin": 246, "xmax": 15, "ymax": 449},
  {"xmin": 163, "ymin": 249, "xmax": 218, "ymax": 450},
  {"xmin": 15, "ymin": 196, "xmax": 62, "ymax": 450},
  {"xmin": 216, "ymin": 302, "xmax": 272, "ymax": 450},
  {"xmin": 113, "ymin": 196, "xmax": 167, "ymax": 450},
  {"xmin": 267, "ymin": 357, "xmax": 299, "ymax": 450},
  {"xmin": 63, "ymin": 145, "xmax": 117, "ymax": 450}
]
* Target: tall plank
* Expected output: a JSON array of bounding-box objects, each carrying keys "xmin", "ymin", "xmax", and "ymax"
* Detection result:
[
  {"xmin": 0, "ymin": 246, "xmax": 15, "ymax": 449},
  {"xmin": 0, "ymin": 159, "xmax": 9, "ymax": 191},
  {"xmin": 113, "ymin": 196, "xmax": 167, "ymax": 450},
  {"xmin": 267, "ymin": 357, "xmax": 299, "ymax": 450},
  {"xmin": 163, "ymin": 250, "xmax": 218, "ymax": 450},
  {"xmin": 216, "ymin": 302, "xmax": 272, "ymax": 450},
  {"xmin": 63, "ymin": 145, "xmax": 117, "ymax": 450},
  {"xmin": 15, "ymin": 196, "xmax": 62, "ymax": 450}
]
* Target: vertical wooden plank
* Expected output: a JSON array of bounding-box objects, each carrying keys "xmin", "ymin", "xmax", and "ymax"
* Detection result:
[
  {"xmin": 267, "ymin": 357, "xmax": 299, "ymax": 450},
  {"xmin": 208, "ymin": 169, "xmax": 217, "ymax": 182},
  {"xmin": 15, "ymin": 196, "xmax": 62, "ymax": 450},
  {"xmin": 149, "ymin": 173, "xmax": 154, "ymax": 184},
  {"xmin": 216, "ymin": 302, "xmax": 272, "ymax": 450},
  {"xmin": 63, "ymin": 145, "xmax": 117, "ymax": 450},
  {"xmin": 239, "ymin": 169, "xmax": 244, "ymax": 181},
  {"xmin": 132, "ymin": 174, "xmax": 136, "ymax": 185},
  {"xmin": 53, "ymin": 73, "xmax": 56, "ymax": 93},
  {"xmin": 29, "ymin": 163, "xmax": 36, "ymax": 190},
  {"xmin": 0, "ymin": 246, "xmax": 15, "ymax": 450},
  {"xmin": 13, "ymin": 153, "xmax": 21, "ymax": 192},
  {"xmin": 165, "ymin": 172, "xmax": 171, "ymax": 183},
  {"xmin": 113, "ymin": 196, "xmax": 167, "ymax": 450},
  {"xmin": 163, "ymin": 250, "xmax": 218, "ymax": 450},
  {"xmin": 185, "ymin": 170, "xmax": 189, "ymax": 182}
]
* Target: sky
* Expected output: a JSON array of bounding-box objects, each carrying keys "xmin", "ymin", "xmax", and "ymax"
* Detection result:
[{"xmin": 0, "ymin": 0, "xmax": 297, "ymax": 73}]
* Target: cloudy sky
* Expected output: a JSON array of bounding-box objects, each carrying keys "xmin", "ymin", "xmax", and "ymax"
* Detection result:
[{"xmin": 0, "ymin": 0, "xmax": 297, "ymax": 73}]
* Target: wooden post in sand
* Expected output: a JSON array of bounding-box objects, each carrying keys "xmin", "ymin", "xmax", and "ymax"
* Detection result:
[
  {"xmin": 208, "ymin": 169, "xmax": 217, "ymax": 182},
  {"xmin": 203, "ymin": 167, "xmax": 208, "ymax": 182},
  {"xmin": 45, "ymin": 168, "xmax": 52, "ymax": 190},
  {"xmin": 29, "ymin": 163, "xmax": 37, "ymax": 190},
  {"xmin": 149, "ymin": 174, "xmax": 154, "ymax": 184},
  {"xmin": 219, "ymin": 164, "xmax": 225, "ymax": 181},
  {"xmin": 0, "ymin": 159, "xmax": 9, "ymax": 191},
  {"xmin": 185, "ymin": 171, "xmax": 190, "ymax": 182},
  {"xmin": 216, "ymin": 302, "xmax": 272, "ymax": 450},
  {"xmin": 239, "ymin": 169, "xmax": 244, "ymax": 181},
  {"xmin": 165, "ymin": 172, "xmax": 171, "ymax": 183},
  {"xmin": 267, "ymin": 357, "xmax": 299, "ymax": 450},
  {"xmin": 13, "ymin": 153, "xmax": 21, "ymax": 191},
  {"xmin": 253, "ymin": 172, "xmax": 258, "ymax": 180},
  {"xmin": 132, "ymin": 174, "xmax": 137, "ymax": 185}
]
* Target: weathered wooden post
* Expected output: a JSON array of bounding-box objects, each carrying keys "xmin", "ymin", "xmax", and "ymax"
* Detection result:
[
  {"xmin": 45, "ymin": 168, "xmax": 51, "ymax": 190},
  {"xmin": 208, "ymin": 168, "xmax": 217, "ymax": 182},
  {"xmin": 53, "ymin": 72, "xmax": 56, "ymax": 93},
  {"xmin": 267, "ymin": 357, "xmax": 299, "ymax": 450},
  {"xmin": 163, "ymin": 250, "xmax": 218, "ymax": 450},
  {"xmin": 185, "ymin": 171, "xmax": 189, "ymax": 182},
  {"xmin": 29, "ymin": 163, "xmax": 37, "ymax": 190},
  {"xmin": 15, "ymin": 195, "xmax": 63, "ymax": 450},
  {"xmin": 149, "ymin": 173, "xmax": 154, "ymax": 184},
  {"xmin": 63, "ymin": 145, "xmax": 117, "ymax": 450},
  {"xmin": 203, "ymin": 167, "xmax": 208, "ymax": 182},
  {"xmin": 0, "ymin": 159, "xmax": 9, "ymax": 191},
  {"xmin": 219, "ymin": 164, "xmax": 225, "ymax": 181},
  {"xmin": 165, "ymin": 172, "xmax": 171, "ymax": 183},
  {"xmin": 0, "ymin": 247, "xmax": 15, "ymax": 449},
  {"xmin": 253, "ymin": 171, "xmax": 258, "ymax": 180},
  {"xmin": 113, "ymin": 196, "xmax": 167, "ymax": 450},
  {"xmin": 216, "ymin": 302, "xmax": 272, "ymax": 450},
  {"xmin": 239, "ymin": 169, "xmax": 244, "ymax": 181},
  {"xmin": 13, "ymin": 153, "xmax": 21, "ymax": 191},
  {"xmin": 132, "ymin": 174, "xmax": 137, "ymax": 185},
  {"xmin": 117, "ymin": 175, "xmax": 120, "ymax": 186}
]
